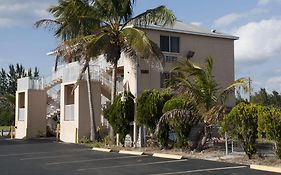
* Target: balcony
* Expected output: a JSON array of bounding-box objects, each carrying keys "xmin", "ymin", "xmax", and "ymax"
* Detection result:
[{"xmin": 17, "ymin": 77, "xmax": 44, "ymax": 91}]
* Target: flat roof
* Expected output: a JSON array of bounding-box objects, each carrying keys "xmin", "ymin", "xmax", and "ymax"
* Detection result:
[{"xmin": 137, "ymin": 20, "xmax": 239, "ymax": 40}]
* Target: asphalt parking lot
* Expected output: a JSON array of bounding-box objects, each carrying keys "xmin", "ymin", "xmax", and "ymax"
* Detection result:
[{"xmin": 0, "ymin": 138, "xmax": 278, "ymax": 175}]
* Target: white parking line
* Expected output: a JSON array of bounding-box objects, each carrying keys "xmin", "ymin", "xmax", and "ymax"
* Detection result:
[
  {"xmin": 46, "ymin": 155, "xmax": 148, "ymax": 165},
  {"xmin": 20, "ymin": 155, "xmax": 72, "ymax": 160},
  {"xmin": 0, "ymin": 152, "xmax": 50, "ymax": 157},
  {"xmin": 77, "ymin": 159, "xmax": 188, "ymax": 172},
  {"xmin": 0, "ymin": 148, "xmax": 89, "ymax": 157},
  {"xmin": 150, "ymin": 165, "xmax": 248, "ymax": 175}
]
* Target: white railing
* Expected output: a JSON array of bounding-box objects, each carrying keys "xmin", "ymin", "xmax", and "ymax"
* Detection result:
[
  {"xmin": 17, "ymin": 77, "xmax": 44, "ymax": 91},
  {"xmin": 65, "ymin": 104, "xmax": 75, "ymax": 121},
  {"xmin": 18, "ymin": 108, "xmax": 25, "ymax": 121}
]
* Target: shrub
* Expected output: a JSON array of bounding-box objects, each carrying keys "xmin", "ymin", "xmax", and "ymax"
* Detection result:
[
  {"xmin": 103, "ymin": 91, "xmax": 134, "ymax": 144},
  {"xmin": 257, "ymin": 107, "xmax": 281, "ymax": 158},
  {"xmin": 155, "ymin": 109, "xmax": 199, "ymax": 148},
  {"xmin": 221, "ymin": 102, "xmax": 258, "ymax": 159},
  {"xmin": 137, "ymin": 89, "xmax": 172, "ymax": 133}
]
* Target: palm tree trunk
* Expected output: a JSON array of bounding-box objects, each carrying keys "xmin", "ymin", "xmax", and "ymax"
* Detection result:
[
  {"xmin": 109, "ymin": 62, "xmax": 118, "ymax": 142},
  {"xmin": 86, "ymin": 65, "xmax": 96, "ymax": 142},
  {"xmin": 111, "ymin": 63, "xmax": 117, "ymax": 103}
]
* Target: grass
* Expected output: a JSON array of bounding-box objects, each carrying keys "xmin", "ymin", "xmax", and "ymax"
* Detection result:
[{"xmin": 0, "ymin": 126, "xmax": 10, "ymax": 131}]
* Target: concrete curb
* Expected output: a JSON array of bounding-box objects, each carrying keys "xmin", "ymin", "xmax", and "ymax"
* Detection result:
[
  {"xmin": 92, "ymin": 147, "xmax": 112, "ymax": 152},
  {"xmin": 119, "ymin": 150, "xmax": 144, "ymax": 155},
  {"xmin": 250, "ymin": 164, "xmax": 281, "ymax": 173},
  {"xmin": 153, "ymin": 153, "xmax": 183, "ymax": 159}
]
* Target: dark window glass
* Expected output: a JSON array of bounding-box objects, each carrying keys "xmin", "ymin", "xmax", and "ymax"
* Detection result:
[
  {"xmin": 160, "ymin": 35, "xmax": 169, "ymax": 52},
  {"xmin": 170, "ymin": 37, "xmax": 179, "ymax": 53}
]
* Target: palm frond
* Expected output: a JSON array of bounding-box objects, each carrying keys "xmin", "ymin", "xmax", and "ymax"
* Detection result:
[{"xmin": 122, "ymin": 5, "xmax": 176, "ymax": 28}]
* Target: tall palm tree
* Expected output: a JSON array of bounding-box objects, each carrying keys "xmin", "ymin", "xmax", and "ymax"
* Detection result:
[
  {"xmin": 168, "ymin": 57, "xmax": 249, "ymax": 151},
  {"xmin": 35, "ymin": 0, "xmax": 101, "ymax": 141},
  {"xmin": 36, "ymin": 0, "xmax": 176, "ymax": 142}
]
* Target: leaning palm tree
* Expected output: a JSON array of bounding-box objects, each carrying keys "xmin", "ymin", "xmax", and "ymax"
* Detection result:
[
  {"xmin": 35, "ymin": 0, "xmax": 101, "ymax": 141},
  {"xmin": 167, "ymin": 57, "xmax": 249, "ymax": 151}
]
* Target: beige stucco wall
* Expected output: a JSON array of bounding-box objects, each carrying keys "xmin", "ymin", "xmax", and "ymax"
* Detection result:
[
  {"xmin": 78, "ymin": 80, "xmax": 101, "ymax": 140},
  {"xmin": 124, "ymin": 28, "xmax": 235, "ymax": 106},
  {"xmin": 15, "ymin": 90, "xmax": 47, "ymax": 139},
  {"xmin": 60, "ymin": 80, "xmax": 101, "ymax": 143}
]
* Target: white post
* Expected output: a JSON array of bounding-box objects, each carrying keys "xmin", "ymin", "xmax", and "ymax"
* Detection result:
[
  {"xmin": 231, "ymin": 139, "xmax": 234, "ymax": 153},
  {"xmin": 116, "ymin": 133, "xmax": 119, "ymax": 146},
  {"xmin": 225, "ymin": 132, "xmax": 228, "ymax": 155}
]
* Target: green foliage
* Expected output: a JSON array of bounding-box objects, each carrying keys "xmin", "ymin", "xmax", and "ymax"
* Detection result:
[
  {"xmin": 103, "ymin": 91, "xmax": 134, "ymax": 144},
  {"xmin": 0, "ymin": 108, "xmax": 14, "ymax": 126},
  {"xmin": 79, "ymin": 136, "xmax": 91, "ymax": 144},
  {"xmin": 257, "ymin": 106, "xmax": 281, "ymax": 158},
  {"xmin": 251, "ymin": 88, "xmax": 281, "ymax": 108},
  {"xmin": 156, "ymin": 109, "xmax": 199, "ymax": 148},
  {"xmin": 137, "ymin": 89, "xmax": 172, "ymax": 132},
  {"xmin": 221, "ymin": 102, "xmax": 258, "ymax": 159},
  {"xmin": 162, "ymin": 97, "xmax": 196, "ymax": 113}
]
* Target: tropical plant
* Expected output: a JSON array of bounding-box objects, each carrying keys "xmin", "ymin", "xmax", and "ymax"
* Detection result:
[
  {"xmin": 221, "ymin": 102, "xmax": 258, "ymax": 159},
  {"xmin": 103, "ymin": 91, "xmax": 134, "ymax": 144},
  {"xmin": 257, "ymin": 106, "xmax": 281, "ymax": 158},
  {"xmin": 137, "ymin": 89, "xmax": 172, "ymax": 133},
  {"xmin": 36, "ymin": 0, "xmax": 176, "ymax": 141},
  {"xmin": 167, "ymin": 57, "xmax": 249, "ymax": 151},
  {"xmin": 155, "ymin": 109, "xmax": 199, "ymax": 148},
  {"xmin": 162, "ymin": 96, "xmax": 197, "ymax": 114}
]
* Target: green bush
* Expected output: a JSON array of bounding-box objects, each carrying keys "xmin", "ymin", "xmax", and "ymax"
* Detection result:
[
  {"xmin": 221, "ymin": 102, "xmax": 258, "ymax": 159},
  {"xmin": 162, "ymin": 97, "xmax": 196, "ymax": 114},
  {"xmin": 103, "ymin": 91, "xmax": 134, "ymax": 144},
  {"xmin": 0, "ymin": 108, "xmax": 14, "ymax": 126},
  {"xmin": 137, "ymin": 89, "xmax": 172, "ymax": 133},
  {"xmin": 257, "ymin": 106, "xmax": 281, "ymax": 158}
]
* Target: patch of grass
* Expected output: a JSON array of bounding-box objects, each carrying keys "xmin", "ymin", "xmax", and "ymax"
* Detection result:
[{"xmin": 0, "ymin": 126, "xmax": 10, "ymax": 131}]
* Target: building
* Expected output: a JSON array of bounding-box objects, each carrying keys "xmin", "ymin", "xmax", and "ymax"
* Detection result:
[{"xmin": 14, "ymin": 20, "xmax": 238, "ymax": 143}]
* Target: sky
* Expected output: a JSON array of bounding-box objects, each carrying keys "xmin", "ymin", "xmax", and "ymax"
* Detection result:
[{"xmin": 0, "ymin": 0, "xmax": 281, "ymax": 93}]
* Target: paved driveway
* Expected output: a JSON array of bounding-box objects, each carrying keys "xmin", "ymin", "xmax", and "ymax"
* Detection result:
[{"xmin": 0, "ymin": 138, "xmax": 278, "ymax": 175}]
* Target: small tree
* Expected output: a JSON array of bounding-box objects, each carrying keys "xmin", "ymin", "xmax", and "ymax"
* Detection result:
[
  {"xmin": 103, "ymin": 91, "xmax": 134, "ymax": 144},
  {"xmin": 162, "ymin": 96, "xmax": 197, "ymax": 114},
  {"xmin": 221, "ymin": 102, "xmax": 258, "ymax": 159},
  {"xmin": 258, "ymin": 106, "xmax": 281, "ymax": 158},
  {"xmin": 137, "ymin": 89, "xmax": 172, "ymax": 133}
]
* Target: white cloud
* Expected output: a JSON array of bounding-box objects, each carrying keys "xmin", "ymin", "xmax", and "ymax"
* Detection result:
[
  {"xmin": 265, "ymin": 76, "xmax": 281, "ymax": 91},
  {"xmin": 234, "ymin": 18, "xmax": 281, "ymax": 63},
  {"xmin": 0, "ymin": 0, "xmax": 55, "ymax": 28},
  {"xmin": 190, "ymin": 22, "xmax": 202, "ymax": 26},
  {"xmin": 214, "ymin": 13, "xmax": 241, "ymax": 27},
  {"xmin": 258, "ymin": 0, "xmax": 281, "ymax": 6},
  {"xmin": 214, "ymin": 8, "xmax": 267, "ymax": 27}
]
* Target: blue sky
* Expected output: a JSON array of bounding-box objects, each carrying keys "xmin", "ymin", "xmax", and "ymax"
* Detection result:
[{"xmin": 0, "ymin": 0, "xmax": 281, "ymax": 92}]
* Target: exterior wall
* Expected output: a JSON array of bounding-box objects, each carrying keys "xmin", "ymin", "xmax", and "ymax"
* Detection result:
[
  {"xmin": 26, "ymin": 90, "xmax": 47, "ymax": 138},
  {"xmin": 60, "ymin": 80, "xmax": 101, "ymax": 143},
  {"xmin": 124, "ymin": 29, "xmax": 235, "ymax": 105},
  {"xmin": 15, "ymin": 90, "xmax": 27, "ymax": 139},
  {"xmin": 60, "ymin": 81, "xmax": 78, "ymax": 143},
  {"xmin": 15, "ymin": 90, "xmax": 47, "ymax": 139},
  {"xmin": 78, "ymin": 80, "xmax": 101, "ymax": 140}
]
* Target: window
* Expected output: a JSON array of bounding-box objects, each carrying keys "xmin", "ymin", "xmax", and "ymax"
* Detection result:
[{"xmin": 160, "ymin": 35, "xmax": 180, "ymax": 53}]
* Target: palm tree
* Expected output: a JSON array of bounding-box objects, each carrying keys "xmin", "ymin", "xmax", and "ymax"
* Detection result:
[
  {"xmin": 168, "ymin": 57, "xmax": 249, "ymax": 151},
  {"xmin": 35, "ymin": 0, "xmax": 101, "ymax": 141},
  {"xmin": 36, "ymin": 0, "xmax": 175, "ymax": 142}
]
